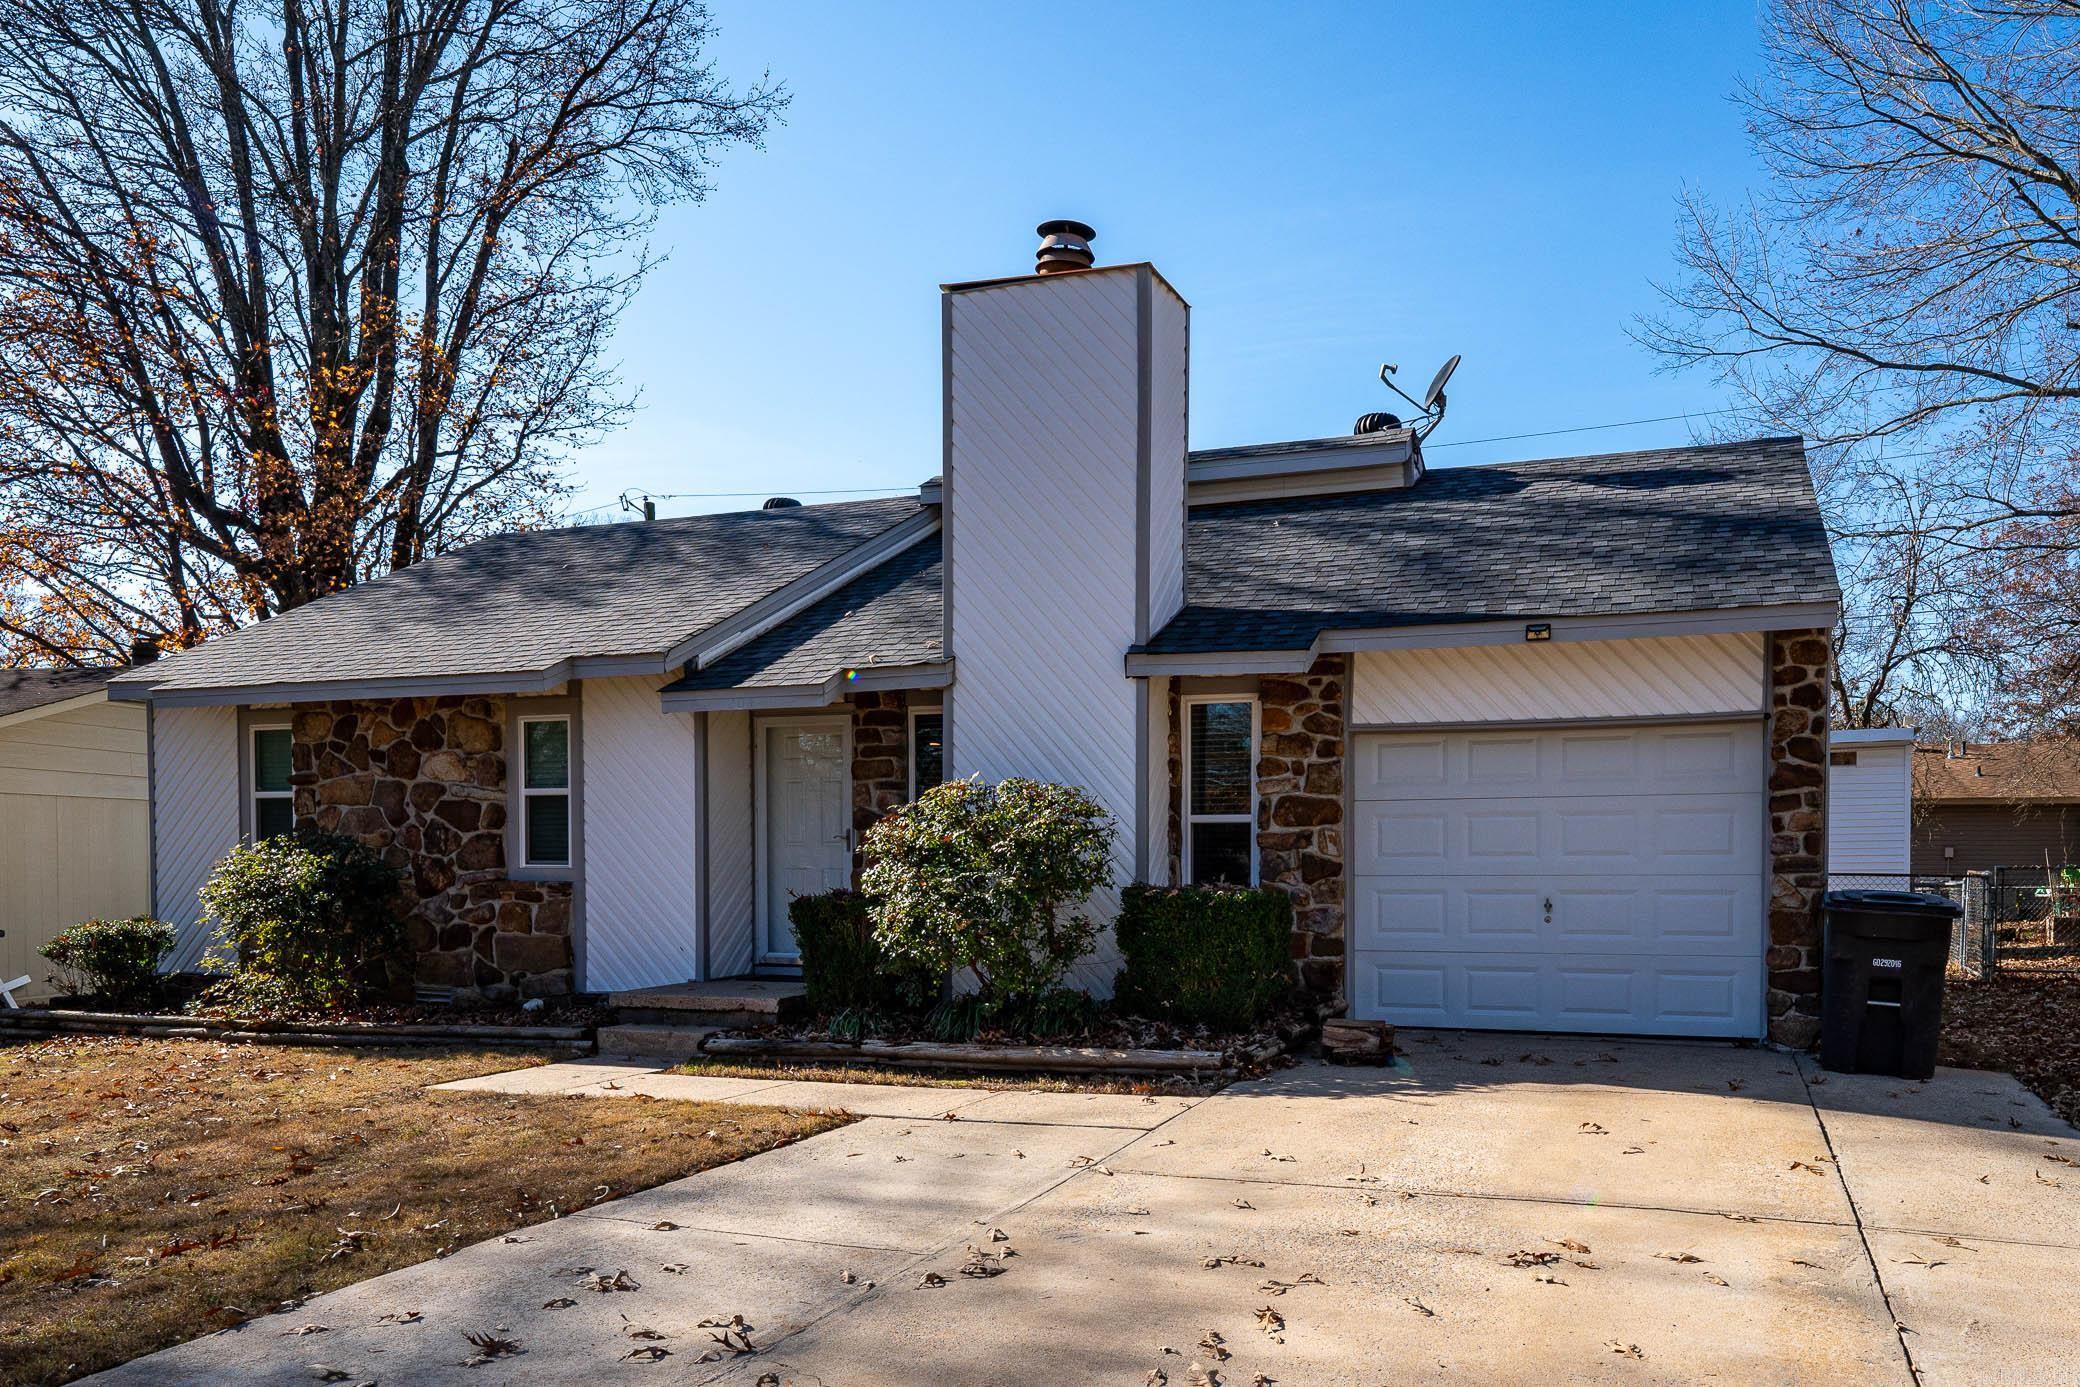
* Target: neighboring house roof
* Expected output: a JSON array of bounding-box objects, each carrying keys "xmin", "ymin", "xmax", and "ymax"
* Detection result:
[
  {"xmin": 1139, "ymin": 436, "xmax": 1839, "ymax": 655},
  {"xmin": 110, "ymin": 497, "xmax": 928, "ymax": 698},
  {"xmin": 665, "ymin": 535, "xmax": 942, "ymax": 698},
  {"xmin": 1914, "ymin": 740, "xmax": 2080, "ymax": 805},
  {"xmin": 0, "ymin": 667, "xmax": 119, "ymax": 720}
]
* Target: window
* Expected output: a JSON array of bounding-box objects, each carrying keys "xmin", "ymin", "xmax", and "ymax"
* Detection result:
[
  {"xmin": 910, "ymin": 709, "xmax": 944, "ymax": 798},
  {"xmin": 519, "ymin": 715, "xmax": 572, "ymax": 867},
  {"xmin": 1183, "ymin": 697, "xmax": 1256, "ymax": 886},
  {"xmin": 250, "ymin": 725, "xmax": 294, "ymax": 839}
]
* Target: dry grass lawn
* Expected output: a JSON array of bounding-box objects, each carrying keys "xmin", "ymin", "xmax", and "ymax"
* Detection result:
[{"xmin": 0, "ymin": 1036, "xmax": 846, "ymax": 1386}]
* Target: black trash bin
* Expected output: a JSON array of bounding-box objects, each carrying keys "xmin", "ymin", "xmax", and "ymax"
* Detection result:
[{"xmin": 1820, "ymin": 889, "xmax": 1961, "ymax": 1080}]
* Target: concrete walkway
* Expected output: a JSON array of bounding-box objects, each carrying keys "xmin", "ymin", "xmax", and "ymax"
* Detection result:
[{"xmin": 83, "ymin": 1035, "xmax": 2080, "ymax": 1386}]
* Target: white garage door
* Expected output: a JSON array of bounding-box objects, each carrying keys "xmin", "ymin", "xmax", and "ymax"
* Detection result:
[{"xmin": 1349, "ymin": 722, "xmax": 1766, "ymax": 1038}]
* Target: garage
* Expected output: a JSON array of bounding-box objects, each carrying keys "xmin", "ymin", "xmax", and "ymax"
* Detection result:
[{"xmin": 1348, "ymin": 721, "xmax": 1767, "ymax": 1038}]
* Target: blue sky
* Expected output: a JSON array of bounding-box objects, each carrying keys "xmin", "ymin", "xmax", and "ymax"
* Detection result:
[{"xmin": 572, "ymin": 2, "xmax": 1767, "ymax": 519}]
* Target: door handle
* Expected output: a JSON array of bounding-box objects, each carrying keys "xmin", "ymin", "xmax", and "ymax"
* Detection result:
[{"xmin": 1542, "ymin": 896, "xmax": 1554, "ymax": 920}]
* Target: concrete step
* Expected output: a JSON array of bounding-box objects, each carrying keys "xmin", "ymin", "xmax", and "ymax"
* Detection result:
[
  {"xmin": 594, "ymin": 1023, "xmax": 720, "ymax": 1061},
  {"xmin": 607, "ymin": 978, "xmax": 807, "ymax": 1029}
]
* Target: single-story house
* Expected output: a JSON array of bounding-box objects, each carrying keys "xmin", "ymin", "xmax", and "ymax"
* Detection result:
[
  {"xmin": 0, "ymin": 668, "xmax": 151, "ymax": 999},
  {"xmin": 1826, "ymin": 727, "xmax": 1916, "ymax": 883},
  {"xmin": 110, "ymin": 224, "xmax": 1842, "ymax": 1045},
  {"xmin": 1912, "ymin": 740, "xmax": 2080, "ymax": 876}
]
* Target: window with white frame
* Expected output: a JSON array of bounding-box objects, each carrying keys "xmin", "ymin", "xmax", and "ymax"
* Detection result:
[
  {"xmin": 518, "ymin": 715, "xmax": 572, "ymax": 868},
  {"xmin": 909, "ymin": 709, "xmax": 944, "ymax": 799},
  {"xmin": 1183, "ymin": 697, "xmax": 1256, "ymax": 886},
  {"xmin": 250, "ymin": 724, "xmax": 294, "ymax": 839}
]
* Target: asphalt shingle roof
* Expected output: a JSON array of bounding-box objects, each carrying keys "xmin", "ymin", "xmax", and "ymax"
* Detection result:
[
  {"xmin": 113, "ymin": 496, "xmax": 926, "ymax": 694},
  {"xmin": 666, "ymin": 536, "xmax": 942, "ymax": 692},
  {"xmin": 0, "ymin": 667, "xmax": 119, "ymax": 718},
  {"xmin": 1140, "ymin": 436, "xmax": 1840, "ymax": 654}
]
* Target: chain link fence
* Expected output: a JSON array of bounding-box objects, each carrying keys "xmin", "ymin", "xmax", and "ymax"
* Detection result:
[{"xmin": 1986, "ymin": 866, "xmax": 2080, "ymax": 974}]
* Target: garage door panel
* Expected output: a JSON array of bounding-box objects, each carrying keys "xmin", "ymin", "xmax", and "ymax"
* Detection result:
[
  {"xmin": 1356, "ymin": 873, "xmax": 1761, "ymax": 955},
  {"xmin": 1354, "ymin": 723, "xmax": 1762, "ymax": 800},
  {"xmin": 1355, "ymin": 794, "xmax": 1762, "ymax": 875},
  {"xmin": 1354, "ymin": 951, "xmax": 1762, "ymax": 1038},
  {"xmin": 1351, "ymin": 719, "xmax": 1765, "ymax": 1040}
]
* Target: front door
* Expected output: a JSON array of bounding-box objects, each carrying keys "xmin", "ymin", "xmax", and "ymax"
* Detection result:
[{"xmin": 758, "ymin": 718, "xmax": 851, "ymax": 961}]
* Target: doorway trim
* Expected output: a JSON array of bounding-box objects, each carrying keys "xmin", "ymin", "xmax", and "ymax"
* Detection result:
[{"xmin": 752, "ymin": 712, "xmax": 852, "ymax": 965}]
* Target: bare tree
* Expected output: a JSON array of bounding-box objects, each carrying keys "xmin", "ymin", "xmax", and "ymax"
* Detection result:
[
  {"xmin": 1639, "ymin": 0, "xmax": 2080, "ymax": 730},
  {"xmin": 0, "ymin": 0, "xmax": 782, "ymax": 664}
]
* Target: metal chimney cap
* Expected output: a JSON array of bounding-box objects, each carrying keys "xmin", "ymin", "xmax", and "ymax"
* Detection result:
[{"xmin": 1035, "ymin": 219, "xmax": 1096, "ymax": 274}]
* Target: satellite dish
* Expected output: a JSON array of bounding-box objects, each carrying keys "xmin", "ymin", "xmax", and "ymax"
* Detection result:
[
  {"xmin": 1374, "ymin": 354, "xmax": 1462, "ymax": 441},
  {"xmin": 1422, "ymin": 354, "xmax": 1460, "ymax": 413}
]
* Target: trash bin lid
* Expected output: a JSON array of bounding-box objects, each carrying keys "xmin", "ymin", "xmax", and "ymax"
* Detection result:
[{"xmin": 1822, "ymin": 888, "xmax": 1963, "ymax": 919}]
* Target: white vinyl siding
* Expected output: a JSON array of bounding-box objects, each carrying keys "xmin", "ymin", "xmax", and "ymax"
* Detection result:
[
  {"xmin": 946, "ymin": 267, "xmax": 1163, "ymax": 992},
  {"xmin": 1351, "ymin": 633, "xmax": 1766, "ymax": 727},
  {"xmin": 0, "ymin": 698, "xmax": 149, "ymax": 1000},
  {"xmin": 580, "ymin": 675, "xmax": 700, "ymax": 992},
  {"xmin": 1350, "ymin": 722, "xmax": 1767, "ymax": 1038},
  {"xmin": 1145, "ymin": 282, "xmax": 1189, "ymax": 635},
  {"xmin": 1827, "ymin": 741, "xmax": 1912, "ymax": 876},
  {"xmin": 152, "ymin": 704, "xmax": 241, "ymax": 971}
]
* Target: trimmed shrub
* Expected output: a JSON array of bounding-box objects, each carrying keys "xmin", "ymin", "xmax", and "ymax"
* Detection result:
[
  {"xmin": 1114, "ymin": 884, "xmax": 1295, "ymax": 1029},
  {"xmin": 39, "ymin": 916, "xmax": 178, "ymax": 1007},
  {"xmin": 197, "ymin": 832, "xmax": 406, "ymax": 1012},
  {"xmin": 790, "ymin": 889, "xmax": 937, "ymax": 1015},
  {"xmin": 860, "ymin": 776, "xmax": 1115, "ymax": 1001}
]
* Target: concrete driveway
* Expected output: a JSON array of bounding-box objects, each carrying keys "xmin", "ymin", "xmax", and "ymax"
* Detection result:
[{"xmin": 84, "ymin": 1035, "xmax": 2080, "ymax": 1386}]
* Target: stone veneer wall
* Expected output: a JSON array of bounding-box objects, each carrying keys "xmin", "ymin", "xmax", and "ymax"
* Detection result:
[
  {"xmin": 290, "ymin": 696, "xmax": 573, "ymax": 1001},
  {"xmin": 848, "ymin": 690, "xmax": 910, "ymax": 876},
  {"xmin": 1255, "ymin": 656, "xmax": 1350, "ymax": 1001},
  {"xmin": 1766, "ymin": 630, "xmax": 1831, "ymax": 1047}
]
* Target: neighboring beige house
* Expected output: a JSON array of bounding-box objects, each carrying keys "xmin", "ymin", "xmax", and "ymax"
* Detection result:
[
  {"xmin": 1912, "ymin": 739, "xmax": 2080, "ymax": 875},
  {"xmin": 0, "ymin": 669, "xmax": 150, "ymax": 999}
]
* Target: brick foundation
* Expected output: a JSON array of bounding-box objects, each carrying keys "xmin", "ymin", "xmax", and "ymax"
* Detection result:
[
  {"xmin": 1255, "ymin": 655, "xmax": 1350, "ymax": 1002},
  {"xmin": 290, "ymin": 695, "xmax": 573, "ymax": 1001},
  {"xmin": 1766, "ymin": 630, "xmax": 1830, "ymax": 1047}
]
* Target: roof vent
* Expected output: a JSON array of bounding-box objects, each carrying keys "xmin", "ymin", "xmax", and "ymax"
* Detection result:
[
  {"xmin": 1035, "ymin": 219, "xmax": 1096, "ymax": 275},
  {"xmin": 1353, "ymin": 411, "xmax": 1402, "ymax": 435},
  {"xmin": 761, "ymin": 496, "xmax": 802, "ymax": 510}
]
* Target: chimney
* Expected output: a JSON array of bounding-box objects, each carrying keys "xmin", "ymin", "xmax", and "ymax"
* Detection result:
[
  {"xmin": 941, "ymin": 221, "xmax": 1188, "ymax": 885},
  {"xmin": 1034, "ymin": 219, "xmax": 1096, "ymax": 275}
]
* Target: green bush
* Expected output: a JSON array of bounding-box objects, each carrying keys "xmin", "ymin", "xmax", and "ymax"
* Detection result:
[
  {"xmin": 197, "ymin": 832, "xmax": 405, "ymax": 1012},
  {"xmin": 38, "ymin": 916, "xmax": 177, "ymax": 1007},
  {"xmin": 1114, "ymin": 883, "xmax": 1295, "ymax": 1030},
  {"xmin": 790, "ymin": 889, "xmax": 937, "ymax": 1015},
  {"xmin": 859, "ymin": 776, "xmax": 1115, "ymax": 1001}
]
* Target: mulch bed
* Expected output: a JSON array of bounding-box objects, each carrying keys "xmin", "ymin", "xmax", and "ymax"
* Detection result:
[
  {"xmin": 734, "ymin": 1008, "xmax": 1307, "ymax": 1059},
  {"xmin": 1940, "ymin": 971, "xmax": 2080, "ymax": 1126}
]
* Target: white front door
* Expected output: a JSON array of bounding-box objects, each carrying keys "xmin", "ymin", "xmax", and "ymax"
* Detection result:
[
  {"xmin": 758, "ymin": 718, "xmax": 851, "ymax": 961},
  {"xmin": 1348, "ymin": 722, "xmax": 1767, "ymax": 1038}
]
